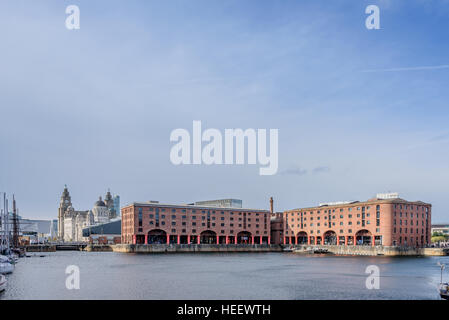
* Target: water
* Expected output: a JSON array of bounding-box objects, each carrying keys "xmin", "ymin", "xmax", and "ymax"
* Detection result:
[{"xmin": 0, "ymin": 251, "xmax": 447, "ymax": 300}]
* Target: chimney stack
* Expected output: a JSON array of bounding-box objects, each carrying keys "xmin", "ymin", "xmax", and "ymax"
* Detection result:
[{"xmin": 270, "ymin": 197, "xmax": 273, "ymax": 214}]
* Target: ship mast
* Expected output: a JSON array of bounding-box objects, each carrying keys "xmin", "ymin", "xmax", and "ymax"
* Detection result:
[
  {"xmin": 12, "ymin": 195, "xmax": 20, "ymax": 248},
  {"xmin": 1, "ymin": 193, "xmax": 10, "ymax": 254}
]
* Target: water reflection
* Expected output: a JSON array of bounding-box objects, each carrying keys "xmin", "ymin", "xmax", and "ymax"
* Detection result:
[{"xmin": 0, "ymin": 251, "xmax": 446, "ymax": 300}]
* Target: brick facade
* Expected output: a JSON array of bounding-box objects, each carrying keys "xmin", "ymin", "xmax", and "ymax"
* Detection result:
[
  {"xmin": 121, "ymin": 203, "xmax": 271, "ymax": 245},
  {"xmin": 282, "ymin": 198, "xmax": 431, "ymax": 247}
]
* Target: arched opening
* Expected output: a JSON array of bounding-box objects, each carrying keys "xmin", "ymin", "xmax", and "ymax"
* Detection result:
[
  {"xmin": 323, "ymin": 230, "xmax": 337, "ymax": 245},
  {"xmin": 237, "ymin": 231, "xmax": 252, "ymax": 244},
  {"xmin": 147, "ymin": 229, "xmax": 167, "ymax": 244},
  {"xmin": 356, "ymin": 229, "xmax": 372, "ymax": 245},
  {"xmin": 297, "ymin": 231, "xmax": 308, "ymax": 245},
  {"xmin": 200, "ymin": 230, "xmax": 217, "ymax": 244}
]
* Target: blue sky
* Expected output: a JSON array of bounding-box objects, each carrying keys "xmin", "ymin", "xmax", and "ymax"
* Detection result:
[{"xmin": 0, "ymin": 0, "xmax": 449, "ymax": 221}]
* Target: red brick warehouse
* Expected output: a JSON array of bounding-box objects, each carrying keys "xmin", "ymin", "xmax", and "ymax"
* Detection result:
[
  {"xmin": 281, "ymin": 194, "xmax": 431, "ymax": 247},
  {"xmin": 121, "ymin": 202, "xmax": 271, "ymax": 245}
]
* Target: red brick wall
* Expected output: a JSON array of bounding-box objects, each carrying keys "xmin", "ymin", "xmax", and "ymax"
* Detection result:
[
  {"xmin": 283, "ymin": 200, "xmax": 431, "ymax": 247},
  {"xmin": 121, "ymin": 203, "xmax": 271, "ymax": 244}
]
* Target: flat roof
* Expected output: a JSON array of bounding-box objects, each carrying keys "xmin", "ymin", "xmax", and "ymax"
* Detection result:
[
  {"xmin": 123, "ymin": 201, "xmax": 269, "ymax": 212},
  {"xmin": 285, "ymin": 197, "xmax": 431, "ymax": 212}
]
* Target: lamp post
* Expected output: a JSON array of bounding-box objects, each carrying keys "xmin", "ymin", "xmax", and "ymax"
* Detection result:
[{"xmin": 438, "ymin": 262, "xmax": 445, "ymax": 284}]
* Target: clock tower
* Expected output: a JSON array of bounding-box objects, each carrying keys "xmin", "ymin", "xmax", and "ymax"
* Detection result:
[{"xmin": 58, "ymin": 185, "xmax": 72, "ymax": 241}]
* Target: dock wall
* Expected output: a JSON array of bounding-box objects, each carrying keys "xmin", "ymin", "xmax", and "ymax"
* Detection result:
[
  {"xmin": 292, "ymin": 245, "xmax": 449, "ymax": 256},
  {"xmin": 23, "ymin": 245, "xmax": 56, "ymax": 252},
  {"xmin": 112, "ymin": 244, "xmax": 282, "ymax": 253}
]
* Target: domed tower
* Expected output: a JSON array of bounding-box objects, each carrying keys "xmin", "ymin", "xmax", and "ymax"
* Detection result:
[
  {"xmin": 104, "ymin": 189, "xmax": 116, "ymax": 219},
  {"xmin": 58, "ymin": 185, "xmax": 72, "ymax": 241},
  {"xmin": 92, "ymin": 196, "xmax": 110, "ymax": 225}
]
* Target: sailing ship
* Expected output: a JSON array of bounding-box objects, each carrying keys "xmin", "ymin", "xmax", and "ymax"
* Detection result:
[{"xmin": 0, "ymin": 193, "xmax": 20, "ymax": 278}]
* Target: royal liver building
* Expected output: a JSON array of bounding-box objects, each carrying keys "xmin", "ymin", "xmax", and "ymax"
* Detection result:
[{"xmin": 57, "ymin": 185, "xmax": 119, "ymax": 242}]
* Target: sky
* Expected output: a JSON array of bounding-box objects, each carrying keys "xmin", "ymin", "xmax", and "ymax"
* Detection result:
[{"xmin": 0, "ymin": 0, "xmax": 449, "ymax": 222}]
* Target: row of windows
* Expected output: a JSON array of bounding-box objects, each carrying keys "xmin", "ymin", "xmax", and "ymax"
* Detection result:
[
  {"xmin": 287, "ymin": 219, "xmax": 380, "ymax": 228},
  {"xmin": 148, "ymin": 221, "xmax": 265, "ymax": 229},
  {"xmin": 146, "ymin": 214, "xmax": 262, "ymax": 222},
  {"xmin": 143, "ymin": 207, "xmax": 267, "ymax": 216},
  {"xmin": 393, "ymin": 228, "xmax": 427, "ymax": 234},
  {"xmin": 285, "ymin": 228, "xmax": 382, "ymax": 235},
  {"xmin": 394, "ymin": 220, "xmax": 426, "ymax": 226},
  {"xmin": 394, "ymin": 212, "xmax": 429, "ymax": 219},
  {"xmin": 394, "ymin": 204, "xmax": 429, "ymax": 212},
  {"xmin": 288, "ymin": 213, "xmax": 378, "ymax": 222}
]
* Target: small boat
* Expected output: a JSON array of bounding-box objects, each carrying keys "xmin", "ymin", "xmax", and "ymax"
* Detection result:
[
  {"xmin": 0, "ymin": 262, "xmax": 14, "ymax": 274},
  {"xmin": 438, "ymin": 262, "xmax": 449, "ymax": 299},
  {"xmin": 0, "ymin": 274, "xmax": 6, "ymax": 292},
  {"xmin": 440, "ymin": 283, "xmax": 449, "ymax": 300},
  {"xmin": 0, "ymin": 254, "xmax": 17, "ymax": 264}
]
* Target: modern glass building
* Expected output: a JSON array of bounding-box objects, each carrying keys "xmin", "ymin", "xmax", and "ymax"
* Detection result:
[{"xmin": 113, "ymin": 196, "xmax": 120, "ymax": 217}]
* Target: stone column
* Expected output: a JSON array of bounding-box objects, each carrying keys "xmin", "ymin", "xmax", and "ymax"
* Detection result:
[
  {"xmin": 268, "ymin": 236, "xmax": 271, "ymax": 244},
  {"xmin": 251, "ymin": 236, "xmax": 254, "ymax": 245},
  {"xmin": 226, "ymin": 236, "xmax": 229, "ymax": 244},
  {"xmin": 235, "ymin": 235, "xmax": 238, "ymax": 244},
  {"xmin": 197, "ymin": 235, "xmax": 200, "ymax": 244},
  {"xmin": 166, "ymin": 234, "xmax": 170, "ymax": 244},
  {"xmin": 177, "ymin": 235, "xmax": 180, "ymax": 245},
  {"xmin": 144, "ymin": 234, "xmax": 148, "ymax": 245},
  {"xmin": 216, "ymin": 235, "xmax": 219, "ymax": 244},
  {"xmin": 132, "ymin": 235, "xmax": 136, "ymax": 244},
  {"xmin": 187, "ymin": 235, "xmax": 191, "ymax": 244},
  {"xmin": 372, "ymin": 235, "xmax": 376, "ymax": 247}
]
